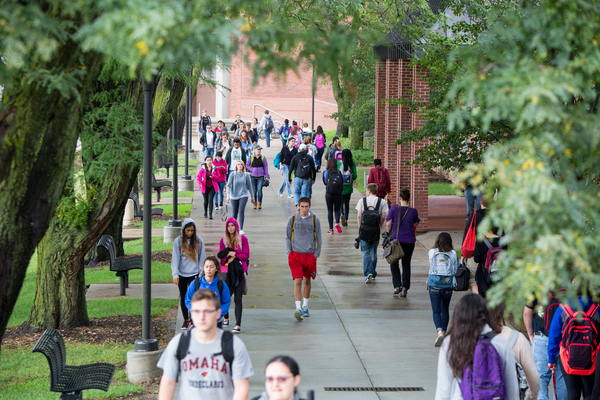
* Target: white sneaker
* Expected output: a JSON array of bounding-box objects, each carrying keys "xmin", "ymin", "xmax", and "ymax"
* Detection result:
[
  {"xmin": 214, "ymin": 205, "xmax": 219, "ymax": 210},
  {"xmin": 288, "ymin": 194, "xmax": 294, "ymax": 199},
  {"xmin": 279, "ymin": 192, "xmax": 283, "ymax": 197},
  {"xmin": 239, "ymin": 230, "xmax": 245, "ymax": 235}
]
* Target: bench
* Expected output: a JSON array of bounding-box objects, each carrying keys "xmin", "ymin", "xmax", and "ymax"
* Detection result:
[
  {"xmin": 129, "ymin": 192, "xmax": 163, "ymax": 219},
  {"xmin": 152, "ymin": 173, "xmax": 172, "ymax": 202},
  {"xmin": 32, "ymin": 328, "xmax": 115, "ymax": 400},
  {"xmin": 97, "ymin": 234, "xmax": 142, "ymax": 296},
  {"xmin": 158, "ymin": 155, "xmax": 173, "ymax": 178}
]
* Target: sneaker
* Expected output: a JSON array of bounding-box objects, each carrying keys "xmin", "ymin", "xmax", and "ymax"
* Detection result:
[
  {"xmin": 400, "ymin": 288, "xmax": 408, "ymax": 298},
  {"xmin": 393, "ymin": 287, "xmax": 401, "ymax": 295},
  {"xmin": 181, "ymin": 320, "xmax": 189, "ymax": 330},
  {"xmin": 232, "ymin": 327, "xmax": 241, "ymax": 334},
  {"xmin": 294, "ymin": 309, "xmax": 303, "ymax": 321},
  {"xmin": 365, "ymin": 274, "xmax": 373, "ymax": 284},
  {"xmin": 301, "ymin": 306, "xmax": 310, "ymax": 317},
  {"xmin": 327, "ymin": 229, "xmax": 334, "ymax": 235},
  {"xmin": 223, "ymin": 320, "xmax": 229, "ymax": 328},
  {"xmin": 214, "ymin": 205, "xmax": 219, "ymax": 210},
  {"xmin": 335, "ymin": 223, "xmax": 342, "ymax": 233},
  {"xmin": 435, "ymin": 332, "xmax": 444, "ymax": 347},
  {"xmin": 289, "ymin": 194, "xmax": 294, "ymax": 198},
  {"xmin": 341, "ymin": 214, "xmax": 347, "ymax": 227},
  {"xmin": 279, "ymin": 192, "xmax": 283, "ymax": 197},
  {"xmin": 209, "ymin": 215, "xmax": 213, "ymax": 220},
  {"xmin": 239, "ymin": 230, "xmax": 245, "ymax": 235},
  {"xmin": 220, "ymin": 202, "xmax": 223, "ymax": 207},
  {"xmin": 203, "ymin": 212, "xmax": 208, "ymax": 218}
]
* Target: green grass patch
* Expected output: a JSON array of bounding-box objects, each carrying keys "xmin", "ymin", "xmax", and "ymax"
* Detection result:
[
  {"xmin": 123, "ymin": 236, "xmax": 173, "ymax": 254},
  {"xmin": 140, "ymin": 203, "xmax": 192, "ymax": 229},
  {"xmin": 87, "ymin": 298, "xmax": 177, "ymax": 319},
  {"xmin": 161, "ymin": 190, "xmax": 193, "ymax": 198},
  {"xmin": 353, "ymin": 167, "xmax": 370, "ymax": 194},
  {"xmin": 429, "ymin": 182, "xmax": 459, "ymax": 196},
  {"xmin": 85, "ymin": 262, "xmax": 173, "ymax": 285}
]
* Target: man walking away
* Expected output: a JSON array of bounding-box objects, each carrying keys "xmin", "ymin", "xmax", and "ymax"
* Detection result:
[
  {"xmin": 285, "ymin": 197, "xmax": 322, "ymax": 321},
  {"xmin": 259, "ymin": 109, "xmax": 274, "ymax": 148},
  {"xmin": 198, "ymin": 109, "xmax": 211, "ymax": 138},
  {"xmin": 288, "ymin": 144, "xmax": 316, "ymax": 206},
  {"xmin": 367, "ymin": 159, "xmax": 391, "ymax": 201},
  {"xmin": 356, "ymin": 183, "xmax": 388, "ymax": 284}
]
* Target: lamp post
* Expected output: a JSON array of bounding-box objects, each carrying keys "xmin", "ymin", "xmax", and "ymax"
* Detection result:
[
  {"xmin": 311, "ymin": 65, "xmax": 315, "ymax": 131},
  {"xmin": 170, "ymin": 78, "xmax": 181, "ymax": 228}
]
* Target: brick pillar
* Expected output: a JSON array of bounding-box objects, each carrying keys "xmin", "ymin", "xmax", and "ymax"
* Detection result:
[
  {"xmin": 374, "ymin": 60, "xmax": 387, "ymax": 162},
  {"xmin": 384, "ymin": 59, "xmax": 400, "ymax": 203},
  {"xmin": 410, "ymin": 64, "xmax": 429, "ymax": 231}
]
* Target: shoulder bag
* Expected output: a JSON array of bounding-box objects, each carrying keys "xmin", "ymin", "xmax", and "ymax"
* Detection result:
[{"xmin": 383, "ymin": 207, "xmax": 410, "ymax": 264}]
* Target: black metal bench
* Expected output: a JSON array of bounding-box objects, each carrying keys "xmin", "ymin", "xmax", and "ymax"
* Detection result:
[
  {"xmin": 129, "ymin": 192, "xmax": 163, "ymax": 219},
  {"xmin": 32, "ymin": 328, "xmax": 115, "ymax": 400},
  {"xmin": 158, "ymin": 155, "xmax": 173, "ymax": 178},
  {"xmin": 97, "ymin": 234, "xmax": 142, "ymax": 296},
  {"xmin": 152, "ymin": 173, "xmax": 171, "ymax": 202}
]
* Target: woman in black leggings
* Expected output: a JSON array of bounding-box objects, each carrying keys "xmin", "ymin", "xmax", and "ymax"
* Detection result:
[
  {"xmin": 338, "ymin": 149, "xmax": 357, "ymax": 226},
  {"xmin": 323, "ymin": 158, "xmax": 343, "ymax": 235}
]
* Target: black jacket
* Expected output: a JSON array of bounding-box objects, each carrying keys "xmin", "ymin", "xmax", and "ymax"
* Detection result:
[
  {"xmin": 289, "ymin": 152, "xmax": 316, "ymax": 180},
  {"xmin": 281, "ymin": 145, "xmax": 298, "ymax": 166}
]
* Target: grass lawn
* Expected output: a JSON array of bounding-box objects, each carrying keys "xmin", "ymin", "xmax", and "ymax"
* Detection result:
[
  {"xmin": 140, "ymin": 203, "xmax": 192, "ymax": 229},
  {"xmin": 353, "ymin": 167, "xmax": 370, "ymax": 194},
  {"xmin": 161, "ymin": 190, "xmax": 193, "ymax": 198},
  {"xmin": 429, "ymin": 182, "xmax": 459, "ymax": 196}
]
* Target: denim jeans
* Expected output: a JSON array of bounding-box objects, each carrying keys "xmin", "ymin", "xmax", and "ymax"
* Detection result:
[
  {"xmin": 279, "ymin": 164, "xmax": 292, "ymax": 196},
  {"xmin": 360, "ymin": 239, "xmax": 379, "ymax": 278},
  {"xmin": 203, "ymin": 147, "xmax": 214, "ymax": 159},
  {"xmin": 214, "ymin": 181, "xmax": 226, "ymax": 206},
  {"xmin": 263, "ymin": 128, "xmax": 272, "ymax": 147},
  {"xmin": 464, "ymin": 187, "xmax": 482, "ymax": 220},
  {"xmin": 428, "ymin": 286, "xmax": 453, "ymax": 333},
  {"xmin": 293, "ymin": 177, "xmax": 311, "ymax": 203},
  {"xmin": 251, "ymin": 176, "xmax": 265, "ymax": 203},
  {"xmin": 532, "ymin": 334, "xmax": 567, "ymax": 400}
]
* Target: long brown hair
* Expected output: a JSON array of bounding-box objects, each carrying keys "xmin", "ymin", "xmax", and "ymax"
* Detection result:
[
  {"xmin": 326, "ymin": 157, "xmax": 337, "ymax": 172},
  {"xmin": 226, "ymin": 221, "xmax": 241, "ymax": 250},
  {"xmin": 181, "ymin": 222, "xmax": 198, "ymax": 262},
  {"xmin": 487, "ymin": 302, "xmax": 506, "ymax": 334},
  {"xmin": 446, "ymin": 294, "xmax": 489, "ymax": 378},
  {"xmin": 433, "ymin": 232, "xmax": 454, "ymax": 253}
]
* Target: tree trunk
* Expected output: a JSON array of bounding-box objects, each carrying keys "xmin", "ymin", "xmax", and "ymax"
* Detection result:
[
  {"xmin": 0, "ymin": 39, "xmax": 103, "ymax": 346},
  {"xmin": 350, "ymin": 129, "xmax": 364, "ymax": 150},
  {"xmin": 331, "ymin": 71, "xmax": 352, "ymax": 139}
]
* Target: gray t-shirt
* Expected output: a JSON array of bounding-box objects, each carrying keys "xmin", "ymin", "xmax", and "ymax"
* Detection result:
[{"xmin": 157, "ymin": 330, "xmax": 254, "ymax": 400}]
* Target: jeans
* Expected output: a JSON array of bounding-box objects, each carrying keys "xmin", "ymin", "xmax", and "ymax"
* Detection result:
[
  {"xmin": 532, "ymin": 334, "xmax": 567, "ymax": 400},
  {"xmin": 251, "ymin": 176, "xmax": 265, "ymax": 203},
  {"xmin": 263, "ymin": 128, "xmax": 272, "ymax": 147},
  {"xmin": 279, "ymin": 164, "xmax": 292, "ymax": 196},
  {"xmin": 464, "ymin": 187, "xmax": 482, "ymax": 221},
  {"xmin": 293, "ymin": 177, "xmax": 312, "ymax": 204},
  {"xmin": 360, "ymin": 239, "xmax": 379, "ymax": 278},
  {"xmin": 390, "ymin": 242, "xmax": 416, "ymax": 290},
  {"xmin": 214, "ymin": 181, "xmax": 226, "ymax": 206},
  {"xmin": 281, "ymin": 137, "xmax": 287, "ymax": 148},
  {"xmin": 231, "ymin": 196, "xmax": 249, "ymax": 229},
  {"xmin": 203, "ymin": 146, "xmax": 214, "ymax": 159},
  {"xmin": 325, "ymin": 193, "xmax": 342, "ymax": 229},
  {"xmin": 428, "ymin": 286, "xmax": 453, "ymax": 333}
]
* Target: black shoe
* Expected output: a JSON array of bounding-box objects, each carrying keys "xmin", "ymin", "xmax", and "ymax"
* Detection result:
[
  {"xmin": 394, "ymin": 287, "xmax": 401, "ymax": 295},
  {"xmin": 209, "ymin": 215, "xmax": 213, "ymax": 220},
  {"xmin": 400, "ymin": 288, "xmax": 408, "ymax": 298},
  {"xmin": 220, "ymin": 202, "xmax": 223, "ymax": 207},
  {"xmin": 204, "ymin": 212, "xmax": 208, "ymax": 218}
]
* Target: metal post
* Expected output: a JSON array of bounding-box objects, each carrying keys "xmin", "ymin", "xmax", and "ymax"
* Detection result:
[
  {"xmin": 170, "ymin": 78, "xmax": 181, "ymax": 227},
  {"xmin": 135, "ymin": 77, "xmax": 158, "ymax": 352},
  {"xmin": 183, "ymin": 85, "xmax": 190, "ymax": 178},
  {"xmin": 311, "ymin": 66, "xmax": 315, "ymax": 131}
]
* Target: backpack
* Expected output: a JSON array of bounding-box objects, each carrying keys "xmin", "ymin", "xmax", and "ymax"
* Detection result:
[
  {"xmin": 359, "ymin": 197, "xmax": 382, "ymax": 242},
  {"xmin": 376, "ymin": 168, "xmax": 387, "ymax": 194},
  {"xmin": 265, "ymin": 116, "xmax": 274, "ymax": 130},
  {"xmin": 335, "ymin": 150, "xmax": 343, "ymax": 161},
  {"xmin": 507, "ymin": 330, "xmax": 529, "ymax": 400},
  {"xmin": 559, "ymin": 303, "xmax": 600, "ymax": 375},
  {"xmin": 535, "ymin": 290, "xmax": 564, "ymax": 336},
  {"xmin": 296, "ymin": 154, "xmax": 312, "ymax": 179},
  {"xmin": 290, "ymin": 214, "xmax": 317, "ymax": 252},
  {"xmin": 475, "ymin": 237, "xmax": 503, "ymax": 295},
  {"xmin": 459, "ymin": 332, "xmax": 508, "ymax": 400},
  {"xmin": 193, "ymin": 276, "xmax": 225, "ymax": 299},
  {"xmin": 176, "ymin": 330, "xmax": 234, "ymax": 382},
  {"xmin": 340, "ymin": 162, "xmax": 352, "ymax": 186},
  {"xmin": 315, "ymin": 134, "xmax": 325, "ymax": 148},
  {"xmin": 454, "ymin": 260, "xmax": 471, "ymax": 291},
  {"xmin": 325, "ymin": 170, "xmax": 343, "ymax": 195},
  {"xmin": 274, "ymin": 152, "xmax": 281, "ymax": 169},
  {"xmin": 427, "ymin": 250, "xmax": 456, "ymax": 289},
  {"xmin": 280, "ymin": 125, "xmax": 291, "ymax": 140}
]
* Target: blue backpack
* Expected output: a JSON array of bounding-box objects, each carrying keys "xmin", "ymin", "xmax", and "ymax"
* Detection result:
[
  {"xmin": 427, "ymin": 250, "xmax": 456, "ymax": 289},
  {"xmin": 280, "ymin": 125, "xmax": 291, "ymax": 140},
  {"xmin": 274, "ymin": 152, "xmax": 281, "ymax": 169},
  {"xmin": 459, "ymin": 332, "xmax": 507, "ymax": 400}
]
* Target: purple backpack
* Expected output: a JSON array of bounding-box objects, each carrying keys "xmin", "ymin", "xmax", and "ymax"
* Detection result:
[{"xmin": 459, "ymin": 332, "xmax": 507, "ymax": 400}]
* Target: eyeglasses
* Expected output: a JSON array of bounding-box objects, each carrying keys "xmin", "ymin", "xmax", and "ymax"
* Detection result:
[
  {"xmin": 190, "ymin": 309, "xmax": 218, "ymax": 316},
  {"xmin": 264, "ymin": 376, "xmax": 294, "ymax": 383}
]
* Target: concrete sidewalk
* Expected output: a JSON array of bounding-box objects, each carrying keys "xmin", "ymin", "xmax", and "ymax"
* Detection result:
[{"xmin": 178, "ymin": 138, "xmax": 466, "ymax": 399}]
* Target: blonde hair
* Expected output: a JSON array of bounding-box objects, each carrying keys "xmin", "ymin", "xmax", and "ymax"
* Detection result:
[
  {"xmin": 334, "ymin": 139, "xmax": 343, "ymax": 151},
  {"xmin": 303, "ymin": 122, "xmax": 308, "ymax": 127},
  {"xmin": 226, "ymin": 222, "xmax": 242, "ymax": 250},
  {"xmin": 236, "ymin": 160, "xmax": 246, "ymax": 172},
  {"xmin": 303, "ymin": 136, "xmax": 311, "ymax": 145}
]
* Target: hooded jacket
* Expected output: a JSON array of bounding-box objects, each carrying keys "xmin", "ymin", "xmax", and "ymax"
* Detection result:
[
  {"xmin": 219, "ymin": 217, "xmax": 250, "ymax": 273},
  {"xmin": 171, "ymin": 218, "xmax": 206, "ymax": 278},
  {"xmin": 196, "ymin": 163, "xmax": 219, "ymax": 194},
  {"xmin": 184, "ymin": 274, "xmax": 231, "ymax": 318},
  {"xmin": 246, "ymin": 153, "xmax": 270, "ymax": 179},
  {"xmin": 212, "ymin": 158, "xmax": 228, "ymax": 183}
]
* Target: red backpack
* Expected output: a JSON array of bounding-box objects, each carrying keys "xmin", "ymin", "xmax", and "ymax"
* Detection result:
[{"xmin": 559, "ymin": 303, "xmax": 600, "ymax": 375}]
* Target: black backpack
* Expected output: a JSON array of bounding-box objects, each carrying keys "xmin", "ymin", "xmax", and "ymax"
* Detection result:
[
  {"xmin": 359, "ymin": 197, "xmax": 382, "ymax": 242},
  {"xmin": 194, "ymin": 276, "xmax": 225, "ymax": 299},
  {"xmin": 326, "ymin": 170, "xmax": 343, "ymax": 195},
  {"xmin": 296, "ymin": 154, "xmax": 312, "ymax": 179},
  {"xmin": 176, "ymin": 330, "xmax": 234, "ymax": 381},
  {"xmin": 454, "ymin": 261, "xmax": 471, "ymax": 291}
]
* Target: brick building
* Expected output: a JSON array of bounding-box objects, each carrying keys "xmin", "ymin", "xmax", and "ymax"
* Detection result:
[{"xmin": 192, "ymin": 52, "xmax": 338, "ymax": 130}]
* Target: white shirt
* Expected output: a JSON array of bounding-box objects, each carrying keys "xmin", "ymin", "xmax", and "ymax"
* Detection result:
[{"xmin": 355, "ymin": 195, "xmax": 389, "ymax": 216}]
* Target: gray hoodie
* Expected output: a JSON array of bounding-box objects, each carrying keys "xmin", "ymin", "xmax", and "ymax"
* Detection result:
[
  {"xmin": 227, "ymin": 171, "xmax": 254, "ymax": 201},
  {"xmin": 171, "ymin": 218, "xmax": 206, "ymax": 278},
  {"xmin": 285, "ymin": 211, "xmax": 322, "ymax": 258}
]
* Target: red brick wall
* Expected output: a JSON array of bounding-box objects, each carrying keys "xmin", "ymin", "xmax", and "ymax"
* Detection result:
[{"xmin": 374, "ymin": 59, "xmax": 430, "ymax": 231}]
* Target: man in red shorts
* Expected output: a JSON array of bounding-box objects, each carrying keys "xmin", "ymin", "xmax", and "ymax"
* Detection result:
[{"xmin": 286, "ymin": 197, "xmax": 322, "ymax": 321}]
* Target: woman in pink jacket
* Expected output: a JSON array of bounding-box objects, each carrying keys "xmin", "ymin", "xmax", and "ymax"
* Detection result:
[
  {"xmin": 212, "ymin": 151, "xmax": 228, "ymax": 210},
  {"xmin": 219, "ymin": 217, "xmax": 250, "ymax": 334},
  {"xmin": 196, "ymin": 155, "xmax": 219, "ymax": 219}
]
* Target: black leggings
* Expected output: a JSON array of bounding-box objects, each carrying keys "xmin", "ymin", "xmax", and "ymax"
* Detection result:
[
  {"xmin": 342, "ymin": 193, "xmax": 352, "ymax": 220},
  {"xmin": 561, "ymin": 360, "xmax": 595, "ymax": 400},
  {"xmin": 390, "ymin": 242, "xmax": 416, "ymax": 290},
  {"xmin": 325, "ymin": 193, "xmax": 342, "ymax": 229},
  {"xmin": 223, "ymin": 273, "xmax": 245, "ymax": 327},
  {"xmin": 178, "ymin": 275, "xmax": 197, "ymax": 321},
  {"xmin": 203, "ymin": 187, "xmax": 216, "ymax": 216}
]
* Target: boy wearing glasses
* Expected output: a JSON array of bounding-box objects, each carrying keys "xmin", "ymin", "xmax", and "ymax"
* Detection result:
[{"xmin": 157, "ymin": 289, "xmax": 254, "ymax": 400}]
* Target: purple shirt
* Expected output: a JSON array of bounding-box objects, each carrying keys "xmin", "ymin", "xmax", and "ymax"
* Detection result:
[{"xmin": 386, "ymin": 205, "xmax": 420, "ymax": 243}]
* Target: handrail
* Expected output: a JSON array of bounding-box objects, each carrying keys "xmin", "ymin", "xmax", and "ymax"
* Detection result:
[{"xmin": 252, "ymin": 104, "xmax": 293, "ymax": 124}]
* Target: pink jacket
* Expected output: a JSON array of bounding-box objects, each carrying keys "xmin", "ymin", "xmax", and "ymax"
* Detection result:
[
  {"xmin": 196, "ymin": 165, "xmax": 219, "ymax": 194},
  {"xmin": 219, "ymin": 217, "xmax": 250, "ymax": 273},
  {"xmin": 212, "ymin": 159, "xmax": 228, "ymax": 183}
]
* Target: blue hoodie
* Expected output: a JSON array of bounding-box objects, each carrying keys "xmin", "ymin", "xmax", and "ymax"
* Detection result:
[
  {"xmin": 171, "ymin": 218, "xmax": 206, "ymax": 278},
  {"xmin": 184, "ymin": 274, "xmax": 231, "ymax": 318}
]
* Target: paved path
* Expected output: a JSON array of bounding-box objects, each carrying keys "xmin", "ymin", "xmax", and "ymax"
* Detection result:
[{"xmin": 175, "ymin": 139, "xmax": 469, "ymax": 399}]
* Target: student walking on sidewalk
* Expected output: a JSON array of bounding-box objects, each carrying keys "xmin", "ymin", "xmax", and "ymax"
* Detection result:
[
  {"xmin": 386, "ymin": 188, "xmax": 420, "ymax": 297},
  {"xmin": 286, "ymin": 197, "xmax": 322, "ymax": 321},
  {"xmin": 278, "ymin": 137, "xmax": 297, "ymax": 198},
  {"xmin": 338, "ymin": 149, "xmax": 357, "ymax": 227},
  {"xmin": 323, "ymin": 158, "xmax": 343, "ymax": 235},
  {"xmin": 213, "ymin": 151, "xmax": 227, "ymax": 210},
  {"xmin": 196, "ymin": 155, "xmax": 218, "ymax": 219},
  {"xmin": 252, "ymin": 356, "xmax": 303, "ymax": 400},
  {"xmin": 170, "ymin": 218, "xmax": 206, "ymax": 331},
  {"xmin": 219, "ymin": 218, "xmax": 250, "ymax": 334},
  {"xmin": 226, "ymin": 160, "xmax": 254, "ymax": 235},
  {"xmin": 288, "ymin": 144, "xmax": 316, "ymax": 206},
  {"xmin": 246, "ymin": 144, "xmax": 270, "ymax": 210},
  {"xmin": 356, "ymin": 183, "xmax": 388, "ymax": 283}
]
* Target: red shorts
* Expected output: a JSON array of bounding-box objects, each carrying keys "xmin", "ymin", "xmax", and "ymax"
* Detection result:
[{"xmin": 288, "ymin": 251, "xmax": 317, "ymax": 280}]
